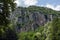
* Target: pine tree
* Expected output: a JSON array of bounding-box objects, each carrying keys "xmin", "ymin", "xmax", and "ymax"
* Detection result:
[
  {"xmin": 0, "ymin": 0, "xmax": 18, "ymax": 40},
  {"xmin": 0, "ymin": 0, "xmax": 16, "ymax": 26}
]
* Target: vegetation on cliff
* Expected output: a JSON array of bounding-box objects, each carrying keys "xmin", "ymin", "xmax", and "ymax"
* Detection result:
[{"xmin": 0, "ymin": 0, "xmax": 60, "ymax": 39}]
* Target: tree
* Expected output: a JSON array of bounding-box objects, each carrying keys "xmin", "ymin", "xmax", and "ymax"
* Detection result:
[
  {"xmin": 0, "ymin": 0, "xmax": 18, "ymax": 40},
  {"xmin": 45, "ymin": 17, "xmax": 60, "ymax": 40},
  {"xmin": 0, "ymin": 0, "xmax": 16, "ymax": 26}
]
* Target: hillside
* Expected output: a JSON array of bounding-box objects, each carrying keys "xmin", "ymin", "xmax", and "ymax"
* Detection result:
[{"xmin": 11, "ymin": 6, "xmax": 60, "ymax": 32}]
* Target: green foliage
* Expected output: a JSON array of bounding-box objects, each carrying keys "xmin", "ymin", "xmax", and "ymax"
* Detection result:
[
  {"xmin": 17, "ymin": 26, "xmax": 44, "ymax": 40},
  {"xmin": 18, "ymin": 32, "xmax": 35, "ymax": 40},
  {"xmin": 27, "ymin": 6, "xmax": 60, "ymax": 14},
  {"xmin": 18, "ymin": 6, "xmax": 60, "ymax": 15},
  {"xmin": 35, "ymin": 26, "xmax": 44, "ymax": 32},
  {"xmin": 43, "ymin": 17, "xmax": 60, "ymax": 40}
]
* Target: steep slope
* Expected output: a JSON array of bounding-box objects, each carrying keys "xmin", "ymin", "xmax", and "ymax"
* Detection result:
[{"xmin": 11, "ymin": 6, "xmax": 60, "ymax": 32}]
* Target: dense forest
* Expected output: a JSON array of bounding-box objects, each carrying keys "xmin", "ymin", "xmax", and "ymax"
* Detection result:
[{"xmin": 0, "ymin": 0, "xmax": 60, "ymax": 40}]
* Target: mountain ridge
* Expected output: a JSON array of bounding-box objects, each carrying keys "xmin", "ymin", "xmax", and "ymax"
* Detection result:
[{"xmin": 11, "ymin": 6, "xmax": 60, "ymax": 32}]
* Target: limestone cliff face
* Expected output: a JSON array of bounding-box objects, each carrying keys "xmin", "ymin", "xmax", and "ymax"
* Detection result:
[{"xmin": 11, "ymin": 7, "xmax": 58, "ymax": 32}]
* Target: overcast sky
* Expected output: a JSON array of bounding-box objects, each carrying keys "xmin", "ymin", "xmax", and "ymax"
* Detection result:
[{"xmin": 15, "ymin": 0, "xmax": 60, "ymax": 11}]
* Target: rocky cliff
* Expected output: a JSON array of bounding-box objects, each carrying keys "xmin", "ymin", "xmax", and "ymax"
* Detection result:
[{"xmin": 11, "ymin": 6, "xmax": 60, "ymax": 32}]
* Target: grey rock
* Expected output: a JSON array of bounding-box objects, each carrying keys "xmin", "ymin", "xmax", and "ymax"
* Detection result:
[{"xmin": 11, "ymin": 7, "xmax": 55, "ymax": 32}]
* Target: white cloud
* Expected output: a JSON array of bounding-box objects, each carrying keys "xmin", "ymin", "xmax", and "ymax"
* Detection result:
[
  {"xmin": 23, "ymin": 0, "xmax": 38, "ymax": 7},
  {"xmin": 15, "ymin": 0, "xmax": 60, "ymax": 11},
  {"xmin": 15, "ymin": 0, "xmax": 20, "ymax": 6},
  {"xmin": 45, "ymin": 4, "xmax": 54, "ymax": 9},
  {"xmin": 55, "ymin": 5, "xmax": 60, "ymax": 11},
  {"xmin": 45, "ymin": 4, "xmax": 60, "ymax": 11},
  {"xmin": 15, "ymin": 0, "xmax": 38, "ymax": 7},
  {"xmin": 15, "ymin": 0, "xmax": 25, "ymax": 6},
  {"xmin": 38, "ymin": 4, "xmax": 60, "ymax": 11}
]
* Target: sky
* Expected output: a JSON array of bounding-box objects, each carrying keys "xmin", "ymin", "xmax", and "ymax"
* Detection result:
[{"xmin": 15, "ymin": 0, "xmax": 60, "ymax": 11}]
